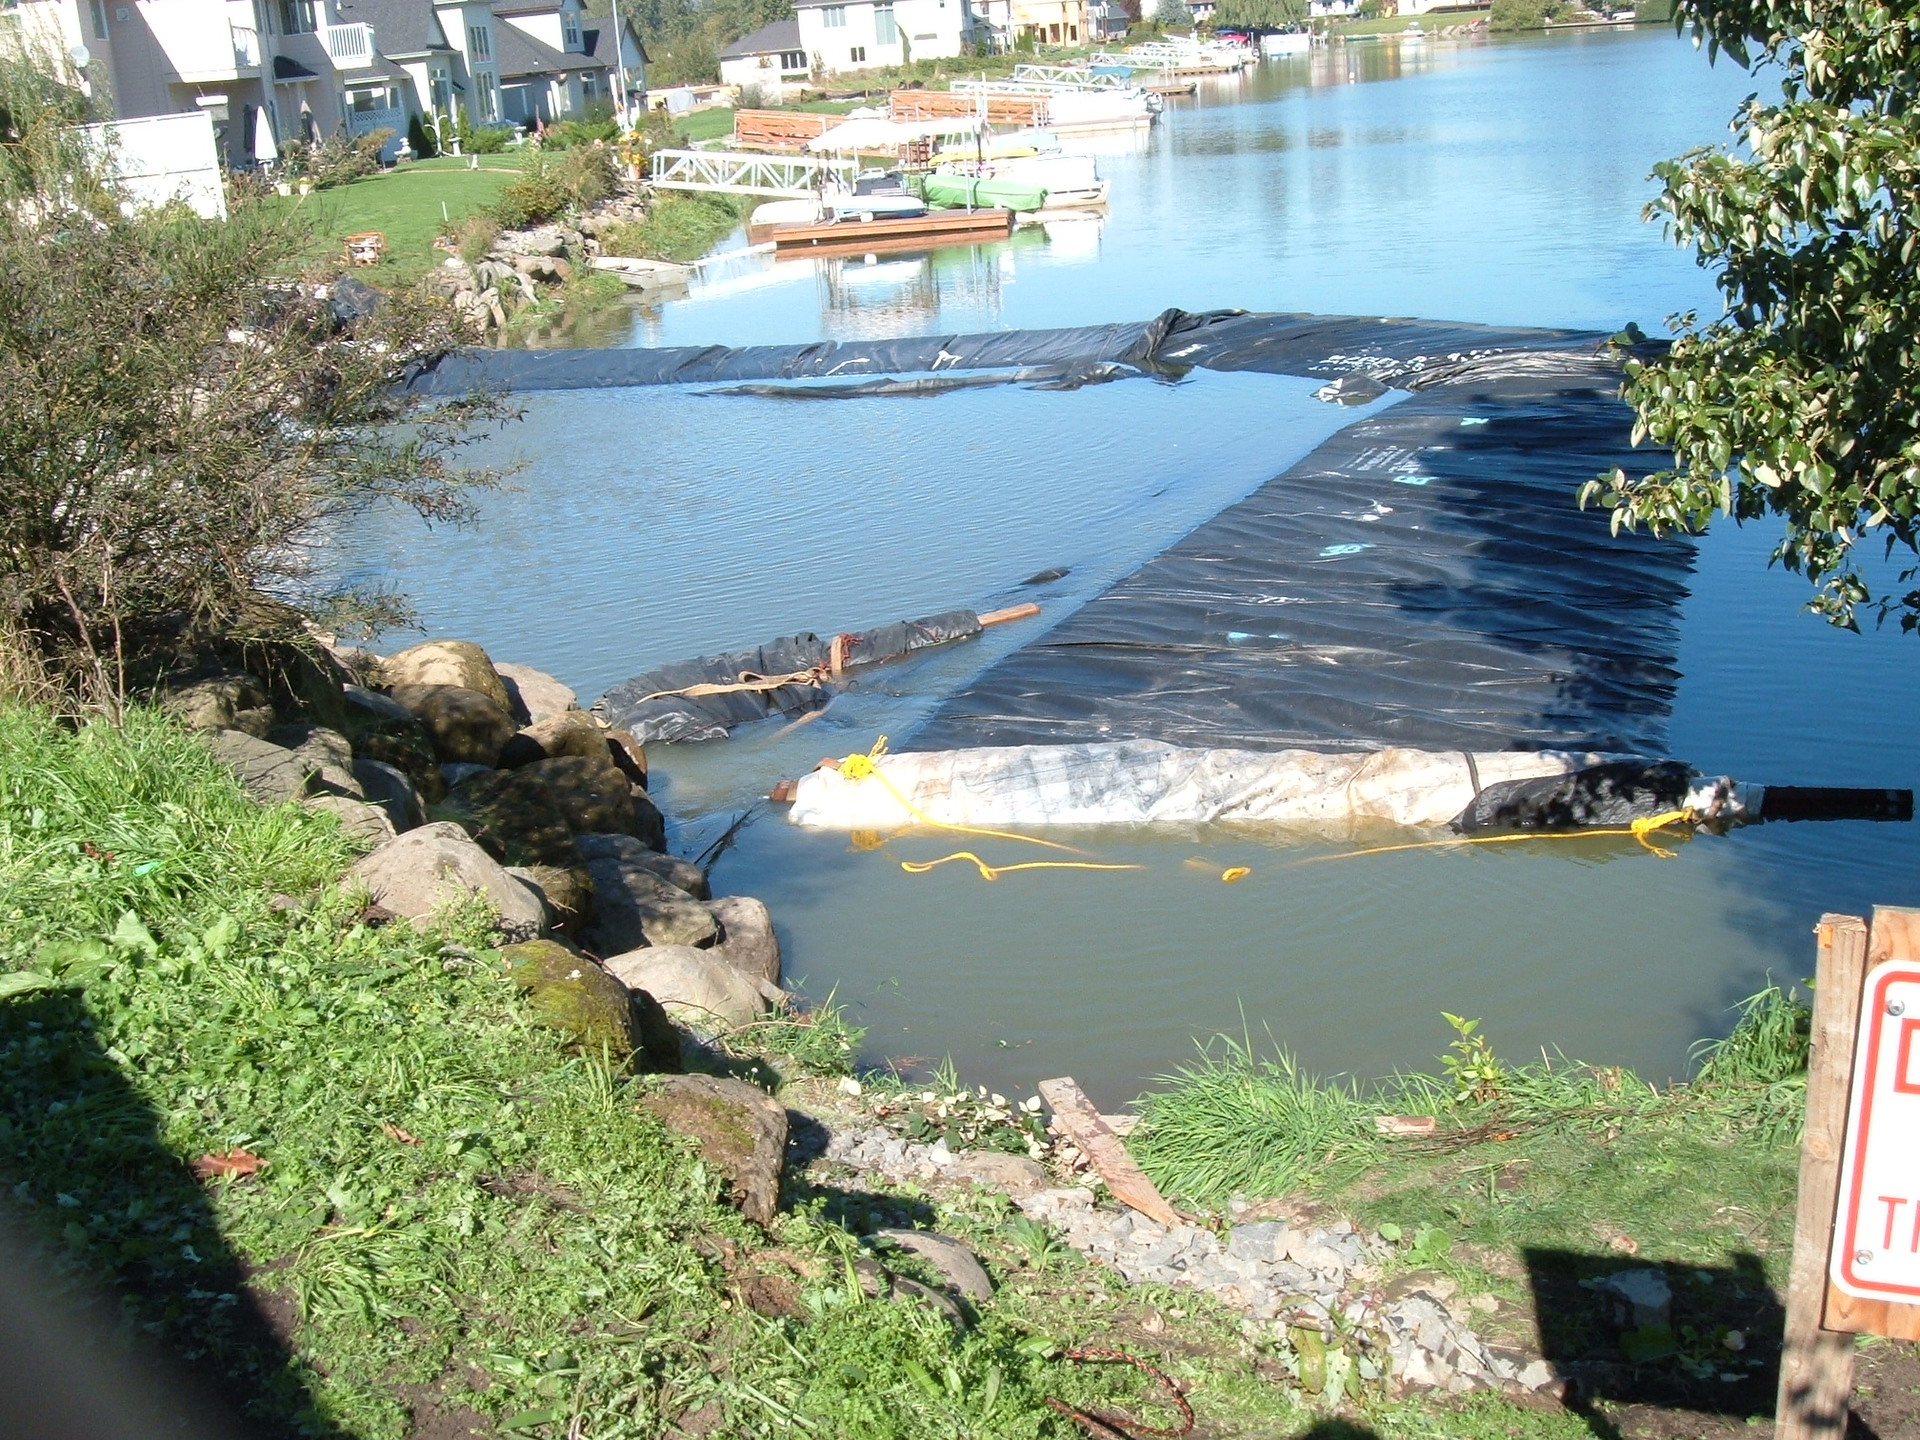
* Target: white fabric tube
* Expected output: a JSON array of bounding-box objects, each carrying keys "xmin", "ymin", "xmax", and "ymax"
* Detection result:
[{"xmin": 787, "ymin": 740, "xmax": 1630, "ymax": 833}]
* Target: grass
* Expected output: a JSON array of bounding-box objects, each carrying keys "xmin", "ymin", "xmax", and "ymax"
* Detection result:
[
  {"xmin": 599, "ymin": 192, "xmax": 750, "ymax": 263},
  {"xmin": 1333, "ymin": 9, "xmax": 1492, "ymax": 34},
  {"xmin": 265, "ymin": 152, "xmax": 532, "ymax": 288}
]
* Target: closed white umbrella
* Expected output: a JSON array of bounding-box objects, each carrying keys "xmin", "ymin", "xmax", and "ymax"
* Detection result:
[{"xmin": 252, "ymin": 105, "xmax": 279, "ymax": 164}]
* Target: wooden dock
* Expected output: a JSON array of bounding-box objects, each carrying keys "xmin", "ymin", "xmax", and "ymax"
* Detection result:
[{"xmin": 768, "ymin": 208, "xmax": 1014, "ymax": 254}]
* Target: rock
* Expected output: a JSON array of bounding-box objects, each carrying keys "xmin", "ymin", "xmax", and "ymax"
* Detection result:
[
  {"xmin": 950, "ymin": 1150, "xmax": 1048, "ymax": 1197},
  {"xmin": 1597, "ymin": 1267, "xmax": 1671, "ymax": 1328},
  {"xmin": 887, "ymin": 1274, "xmax": 968, "ymax": 1328},
  {"xmin": 1287, "ymin": 1230, "xmax": 1353, "ymax": 1277},
  {"xmin": 520, "ymin": 755, "xmax": 646, "ymax": 839},
  {"xmin": 205, "ymin": 623, "xmax": 352, "ymax": 729},
  {"xmin": 506, "ymin": 864, "xmax": 593, "ymax": 932},
  {"xmin": 381, "ymin": 640, "xmax": 513, "ymax": 713},
  {"xmin": 873, "ymin": 1230, "xmax": 993, "ymax": 1301},
  {"xmin": 1383, "ymin": 1270, "xmax": 1457, "ymax": 1304},
  {"xmin": 436, "ymin": 764, "xmax": 580, "ymax": 868},
  {"xmin": 500, "ymin": 938, "xmax": 678, "ymax": 1070},
  {"xmin": 645, "ymin": 1074, "xmax": 787, "ymax": 1224},
  {"xmin": 1016, "ymin": 1188, "xmax": 1096, "ymax": 1221},
  {"xmin": 343, "ymin": 821, "xmax": 545, "ymax": 940},
  {"xmin": 389, "ymin": 683, "xmax": 518, "ymax": 766},
  {"xmin": 586, "ymin": 860, "xmax": 719, "ymax": 953},
  {"xmin": 342, "ymin": 682, "xmax": 416, "ymax": 726},
  {"xmin": 1227, "ymin": 1221, "xmax": 1292, "ymax": 1264},
  {"xmin": 575, "ymin": 834, "xmax": 708, "ymax": 898},
  {"xmin": 708, "ymin": 895, "xmax": 780, "ymax": 986},
  {"xmin": 1516, "ymin": 1359, "xmax": 1557, "ymax": 1391},
  {"xmin": 352, "ymin": 757, "xmax": 425, "ymax": 831},
  {"xmin": 205, "ymin": 729, "xmax": 313, "ymax": 804},
  {"xmin": 602, "ymin": 944, "xmax": 768, "ymax": 1031},
  {"xmin": 604, "ymin": 728, "xmax": 648, "ymax": 787},
  {"xmin": 161, "ymin": 669, "xmax": 273, "ymax": 737},
  {"xmin": 495, "ymin": 662, "xmax": 576, "ymax": 724},
  {"xmin": 627, "ymin": 785, "xmax": 667, "ymax": 852},
  {"xmin": 268, "ymin": 723, "xmax": 361, "ymax": 797},
  {"xmin": 302, "ymin": 793, "xmax": 396, "ymax": 844},
  {"xmin": 442, "ymin": 762, "xmax": 494, "ymax": 787},
  {"xmin": 499, "ymin": 710, "xmax": 606, "ymax": 768},
  {"xmin": 352, "ymin": 724, "xmax": 445, "ymax": 804}
]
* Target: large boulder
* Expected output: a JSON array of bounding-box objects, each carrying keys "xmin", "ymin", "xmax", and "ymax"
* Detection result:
[
  {"xmin": 268, "ymin": 723, "xmax": 361, "ymax": 798},
  {"xmin": 708, "ymin": 895, "xmax": 780, "ymax": 987},
  {"xmin": 303, "ymin": 793, "xmax": 396, "ymax": 845},
  {"xmin": 435, "ymin": 765, "xmax": 581, "ymax": 869},
  {"xmin": 389, "ymin": 683, "xmax": 517, "ymax": 766},
  {"xmin": 602, "ymin": 945, "xmax": 768, "ymax": 1032},
  {"xmin": 586, "ymin": 862, "xmax": 718, "ymax": 953},
  {"xmin": 496, "ymin": 662, "xmax": 576, "ymax": 725},
  {"xmin": 205, "ymin": 729, "xmax": 313, "ymax": 805},
  {"xmin": 352, "ymin": 756, "xmax": 425, "ymax": 832},
  {"xmin": 500, "ymin": 939, "xmax": 679, "ymax": 1071},
  {"xmin": 342, "ymin": 682, "xmax": 416, "ymax": 726},
  {"xmin": 161, "ymin": 669, "xmax": 274, "ymax": 738},
  {"xmin": 382, "ymin": 640, "xmax": 513, "ymax": 714},
  {"xmin": 643, "ymin": 1074, "xmax": 788, "ymax": 1225},
  {"xmin": 343, "ymin": 689, "xmax": 445, "ymax": 802},
  {"xmin": 499, "ymin": 710, "xmax": 608, "ymax": 769},
  {"xmin": 521, "ymin": 755, "xmax": 654, "ymax": 842},
  {"xmin": 343, "ymin": 821, "xmax": 545, "ymax": 940},
  {"xmin": 575, "ymin": 834, "xmax": 708, "ymax": 899},
  {"xmin": 506, "ymin": 863, "xmax": 593, "ymax": 932},
  {"xmin": 603, "ymin": 728, "xmax": 648, "ymax": 788}
]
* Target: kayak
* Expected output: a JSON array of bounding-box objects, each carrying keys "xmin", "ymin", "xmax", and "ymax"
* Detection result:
[{"xmin": 920, "ymin": 173, "xmax": 1048, "ymax": 213}]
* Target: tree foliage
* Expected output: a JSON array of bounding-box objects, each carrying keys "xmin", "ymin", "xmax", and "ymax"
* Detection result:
[
  {"xmin": 1209, "ymin": 0, "xmax": 1308, "ymax": 28},
  {"xmin": 586, "ymin": 0, "xmax": 794, "ymax": 85},
  {"xmin": 1155, "ymin": 0, "xmax": 1195, "ymax": 27},
  {"xmin": 1584, "ymin": 0, "xmax": 1920, "ymax": 631},
  {"xmin": 0, "ymin": 55, "xmax": 508, "ymax": 703}
]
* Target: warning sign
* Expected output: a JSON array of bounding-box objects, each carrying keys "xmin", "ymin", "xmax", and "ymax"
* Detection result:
[{"xmin": 1830, "ymin": 959, "xmax": 1920, "ymax": 1301}]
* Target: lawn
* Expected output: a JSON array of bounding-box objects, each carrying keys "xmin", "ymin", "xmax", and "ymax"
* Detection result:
[
  {"xmin": 1333, "ymin": 9, "xmax": 1491, "ymax": 32},
  {"xmin": 267, "ymin": 152, "xmax": 531, "ymax": 288}
]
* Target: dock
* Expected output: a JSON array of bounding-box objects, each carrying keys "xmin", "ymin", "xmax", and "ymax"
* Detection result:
[{"xmin": 768, "ymin": 208, "xmax": 1015, "ymax": 253}]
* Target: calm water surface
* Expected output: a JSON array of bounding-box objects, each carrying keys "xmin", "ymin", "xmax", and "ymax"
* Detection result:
[{"xmin": 352, "ymin": 30, "xmax": 1919, "ymax": 1103}]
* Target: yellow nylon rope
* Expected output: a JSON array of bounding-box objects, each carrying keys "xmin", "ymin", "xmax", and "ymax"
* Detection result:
[
  {"xmin": 899, "ymin": 851, "xmax": 1145, "ymax": 882},
  {"xmin": 1293, "ymin": 808, "xmax": 1697, "ymax": 866},
  {"xmin": 836, "ymin": 737, "xmax": 1087, "ymax": 855}
]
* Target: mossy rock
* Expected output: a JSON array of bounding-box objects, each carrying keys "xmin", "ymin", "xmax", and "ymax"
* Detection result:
[
  {"xmin": 500, "ymin": 939, "xmax": 679, "ymax": 1071},
  {"xmin": 434, "ymin": 766, "xmax": 580, "ymax": 868}
]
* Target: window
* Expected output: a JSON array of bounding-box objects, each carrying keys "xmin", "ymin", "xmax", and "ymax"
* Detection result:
[
  {"xmin": 821, "ymin": 4, "xmax": 846, "ymax": 24},
  {"xmin": 873, "ymin": 1, "xmax": 896, "ymax": 42},
  {"xmin": 89, "ymin": 0, "xmax": 109, "ymax": 39},
  {"xmin": 430, "ymin": 68, "xmax": 452, "ymax": 113},
  {"xmin": 475, "ymin": 69, "xmax": 498, "ymax": 119},
  {"xmin": 780, "ymin": 48, "xmax": 805, "ymax": 68},
  {"xmin": 351, "ymin": 85, "xmax": 399, "ymax": 111},
  {"xmin": 279, "ymin": 0, "xmax": 314, "ymax": 34},
  {"xmin": 849, "ymin": 43, "xmax": 865, "ymax": 59},
  {"xmin": 468, "ymin": 22, "xmax": 491, "ymax": 58},
  {"xmin": 562, "ymin": 12, "xmax": 580, "ymax": 46},
  {"xmin": 1068, "ymin": 22, "xmax": 1077, "ymax": 36},
  {"xmin": 581, "ymin": 71, "xmax": 597, "ymax": 95}
]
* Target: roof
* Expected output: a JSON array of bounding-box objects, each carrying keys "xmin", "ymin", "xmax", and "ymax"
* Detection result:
[
  {"xmin": 493, "ymin": 20, "xmax": 607, "ymax": 77},
  {"xmin": 330, "ymin": 0, "xmax": 450, "ymax": 55},
  {"xmin": 491, "ymin": 0, "xmax": 567, "ymax": 14},
  {"xmin": 719, "ymin": 18, "xmax": 802, "ymax": 57}
]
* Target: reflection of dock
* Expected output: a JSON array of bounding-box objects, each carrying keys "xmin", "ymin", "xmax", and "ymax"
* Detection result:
[{"xmin": 770, "ymin": 209, "xmax": 1015, "ymax": 254}]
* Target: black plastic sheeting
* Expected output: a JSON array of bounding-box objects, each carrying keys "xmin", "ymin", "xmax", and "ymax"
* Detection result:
[
  {"xmin": 909, "ymin": 361, "xmax": 1695, "ymax": 757},
  {"xmin": 597, "ymin": 610, "xmax": 981, "ymax": 743},
  {"xmin": 1451, "ymin": 761, "xmax": 1695, "ymax": 833},
  {"xmin": 413, "ymin": 308, "xmax": 1619, "ymax": 395}
]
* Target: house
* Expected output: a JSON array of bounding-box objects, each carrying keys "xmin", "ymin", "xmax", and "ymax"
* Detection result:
[
  {"xmin": 717, "ymin": 17, "xmax": 808, "ymax": 99},
  {"xmin": 1088, "ymin": 0, "xmax": 1130, "ymax": 38},
  {"xmin": 0, "ymin": 0, "xmax": 644, "ymax": 169},
  {"xmin": 1006, "ymin": 0, "xmax": 1089, "ymax": 46},
  {"xmin": 792, "ymin": 0, "xmax": 974, "ymax": 76}
]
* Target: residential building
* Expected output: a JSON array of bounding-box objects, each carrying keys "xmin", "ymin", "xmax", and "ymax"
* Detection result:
[
  {"xmin": 1007, "ymin": 0, "xmax": 1088, "ymax": 46},
  {"xmin": 792, "ymin": 0, "xmax": 974, "ymax": 76},
  {"xmin": 717, "ymin": 17, "xmax": 808, "ymax": 98},
  {"xmin": 0, "ymin": 0, "xmax": 643, "ymax": 168}
]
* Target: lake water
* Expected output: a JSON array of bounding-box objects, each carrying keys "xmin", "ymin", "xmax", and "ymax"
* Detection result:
[{"xmin": 349, "ymin": 28, "xmax": 1920, "ymax": 1105}]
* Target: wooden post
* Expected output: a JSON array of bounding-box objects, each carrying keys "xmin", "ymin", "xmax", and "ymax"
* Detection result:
[
  {"xmin": 1775, "ymin": 913, "xmax": 1868, "ymax": 1440},
  {"xmin": 1821, "ymin": 905, "xmax": 1920, "ymax": 1343}
]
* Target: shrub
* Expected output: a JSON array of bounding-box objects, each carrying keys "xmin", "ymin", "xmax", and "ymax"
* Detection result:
[
  {"xmin": 541, "ymin": 115, "xmax": 620, "ymax": 149},
  {"xmin": 407, "ymin": 108, "xmax": 437, "ymax": 158},
  {"xmin": 1489, "ymin": 0, "xmax": 1572, "ymax": 26},
  {"xmin": 276, "ymin": 128, "xmax": 390, "ymax": 189},
  {"xmin": 466, "ymin": 123, "xmax": 515, "ymax": 154},
  {"xmin": 452, "ymin": 211, "xmax": 501, "ymax": 262},
  {"xmin": 598, "ymin": 192, "xmax": 746, "ymax": 262}
]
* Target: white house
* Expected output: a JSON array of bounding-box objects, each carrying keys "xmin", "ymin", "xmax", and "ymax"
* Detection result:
[
  {"xmin": 717, "ymin": 17, "xmax": 808, "ymax": 99},
  {"xmin": 792, "ymin": 0, "xmax": 974, "ymax": 76},
  {"xmin": 0, "ymin": 0, "xmax": 644, "ymax": 168}
]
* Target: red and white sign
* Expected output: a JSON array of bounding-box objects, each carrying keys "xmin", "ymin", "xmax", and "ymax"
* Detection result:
[{"xmin": 1831, "ymin": 959, "xmax": 1920, "ymax": 1301}]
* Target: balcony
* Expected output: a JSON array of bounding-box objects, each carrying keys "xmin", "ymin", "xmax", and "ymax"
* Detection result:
[
  {"xmin": 144, "ymin": 9, "xmax": 263, "ymax": 82},
  {"xmin": 322, "ymin": 22, "xmax": 376, "ymax": 67}
]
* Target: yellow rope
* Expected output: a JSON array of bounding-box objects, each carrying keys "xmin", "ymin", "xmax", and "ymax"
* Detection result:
[
  {"xmin": 835, "ymin": 737, "xmax": 1086, "ymax": 854},
  {"xmin": 899, "ymin": 851, "xmax": 1145, "ymax": 882},
  {"xmin": 1294, "ymin": 808, "xmax": 1697, "ymax": 866}
]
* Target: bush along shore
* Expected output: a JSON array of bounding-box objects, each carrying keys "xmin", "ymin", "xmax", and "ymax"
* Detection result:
[{"xmin": 3, "ymin": 634, "xmax": 1915, "ymax": 1438}]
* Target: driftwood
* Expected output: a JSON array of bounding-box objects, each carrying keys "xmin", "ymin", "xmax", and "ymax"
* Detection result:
[{"xmin": 1038, "ymin": 1076, "xmax": 1181, "ymax": 1228}]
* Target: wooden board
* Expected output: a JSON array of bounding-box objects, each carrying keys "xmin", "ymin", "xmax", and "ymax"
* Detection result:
[
  {"xmin": 731, "ymin": 109, "xmax": 837, "ymax": 151},
  {"xmin": 769, "ymin": 208, "xmax": 1013, "ymax": 252},
  {"xmin": 1823, "ymin": 905, "xmax": 1920, "ymax": 1342},
  {"xmin": 890, "ymin": 89, "xmax": 1049, "ymax": 127},
  {"xmin": 1037, "ymin": 1077, "xmax": 1181, "ymax": 1228}
]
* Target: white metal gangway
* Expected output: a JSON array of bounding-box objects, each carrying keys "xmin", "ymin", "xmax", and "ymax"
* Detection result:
[
  {"xmin": 649, "ymin": 149, "xmax": 857, "ymax": 199},
  {"xmin": 1007, "ymin": 62, "xmax": 1139, "ymax": 90}
]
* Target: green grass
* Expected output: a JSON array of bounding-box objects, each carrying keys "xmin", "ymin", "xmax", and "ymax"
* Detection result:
[
  {"xmin": 264, "ymin": 153, "xmax": 532, "ymax": 287},
  {"xmin": 599, "ymin": 192, "xmax": 749, "ymax": 263},
  {"xmin": 1334, "ymin": 9, "xmax": 1490, "ymax": 33}
]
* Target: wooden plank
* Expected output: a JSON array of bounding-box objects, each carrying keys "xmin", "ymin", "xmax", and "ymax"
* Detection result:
[
  {"xmin": 1038, "ymin": 1076, "xmax": 1182, "ymax": 1228},
  {"xmin": 731, "ymin": 109, "xmax": 837, "ymax": 150},
  {"xmin": 1822, "ymin": 904, "xmax": 1920, "ymax": 1342},
  {"xmin": 1776, "ymin": 912, "xmax": 1868, "ymax": 1440},
  {"xmin": 770, "ymin": 210, "xmax": 1013, "ymax": 251},
  {"xmin": 890, "ymin": 88, "xmax": 1049, "ymax": 127}
]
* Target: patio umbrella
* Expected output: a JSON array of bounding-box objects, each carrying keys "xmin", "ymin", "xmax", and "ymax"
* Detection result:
[{"xmin": 252, "ymin": 105, "xmax": 279, "ymax": 164}]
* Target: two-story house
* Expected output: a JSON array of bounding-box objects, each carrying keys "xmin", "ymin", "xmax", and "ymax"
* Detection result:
[
  {"xmin": 792, "ymin": 0, "xmax": 974, "ymax": 76},
  {"xmin": 1, "ymin": 0, "xmax": 644, "ymax": 167},
  {"xmin": 717, "ymin": 17, "xmax": 808, "ymax": 98}
]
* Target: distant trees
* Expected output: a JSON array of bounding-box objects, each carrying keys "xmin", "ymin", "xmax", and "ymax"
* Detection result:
[
  {"xmin": 1583, "ymin": 0, "xmax": 1920, "ymax": 633},
  {"xmin": 1210, "ymin": 0, "xmax": 1308, "ymax": 26},
  {"xmin": 586, "ymin": 0, "xmax": 794, "ymax": 85}
]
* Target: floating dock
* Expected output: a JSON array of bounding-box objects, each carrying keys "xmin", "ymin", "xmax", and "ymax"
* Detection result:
[{"xmin": 768, "ymin": 208, "xmax": 1015, "ymax": 252}]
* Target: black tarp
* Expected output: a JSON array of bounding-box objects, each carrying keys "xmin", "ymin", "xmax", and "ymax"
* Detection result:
[{"xmin": 908, "ymin": 360, "xmax": 1695, "ymax": 757}]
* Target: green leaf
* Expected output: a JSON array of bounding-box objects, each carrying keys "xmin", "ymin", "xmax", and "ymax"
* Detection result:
[
  {"xmin": 0, "ymin": 970, "xmax": 56, "ymax": 1000},
  {"xmin": 498, "ymin": 1407, "xmax": 567, "ymax": 1432}
]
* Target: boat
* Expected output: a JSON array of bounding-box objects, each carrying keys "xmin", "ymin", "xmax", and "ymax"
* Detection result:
[
  {"xmin": 919, "ymin": 173, "xmax": 1049, "ymax": 213},
  {"xmin": 829, "ymin": 170, "xmax": 928, "ymax": 221}
]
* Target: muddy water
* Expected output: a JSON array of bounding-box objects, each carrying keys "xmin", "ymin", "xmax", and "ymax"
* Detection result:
[{"xmin": 348, "ymin": 29, "xmax": 1920, "ymax": 1103}]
